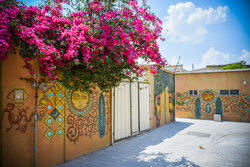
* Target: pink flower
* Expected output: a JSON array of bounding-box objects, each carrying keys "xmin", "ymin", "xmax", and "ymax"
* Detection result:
[
  {"xmin": 0, "ymin": 0, "xmax": 167, "ymax": 83},
  {"xmin": 129, "ymin": 0, "xmax": 138, "ymax": 9},
  {"xmin": 43, "ymin": 5, "xmax": 51, "ymax": 12},
  {"xmin": 150, "ymin": 67, "xmax": 158, "ymax": 74},
  {"xmin": 90, "ymin": 3, "xmax": 102, "ymax": 12}
]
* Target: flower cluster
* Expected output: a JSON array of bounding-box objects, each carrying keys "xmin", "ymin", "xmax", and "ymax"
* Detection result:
[
  {"xmin": 0, "ymin": 3, "xmax": 19, "ymax": 60},
  {"xmin": 0, "ymin": 0, "xmax": 167, "ymax": 91},
  {"xmin": 90, "ymin": 1, "xmax": 102, "ymax": 12}
]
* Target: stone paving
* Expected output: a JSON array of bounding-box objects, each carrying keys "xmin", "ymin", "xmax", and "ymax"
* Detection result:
[{"xmin": 56, "ymin": 118, "xmax": 250, "ymax": 167}]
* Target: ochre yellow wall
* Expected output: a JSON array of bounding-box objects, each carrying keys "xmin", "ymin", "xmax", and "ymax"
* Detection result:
[
  {"xmin": 65, "ymin": 88, "xmax": 111, "ymax": 161},
  {"xmin": 145, "ymin": 70, "xmax": 156, "ymax": 129},
  {"xmin": 175, "ymin": 71, "xmax": 250, "ymax": 122},
  {"xmin": 0, "ymin": 60, "xmax": 3, "ymax": 165},
  {"xmin": 1, "ymin": 53, "xmax": 111, "ymax": 167},
  {"xmin": 2, "ymin": 53, "xmax": 35, "ymax": 167},
  {"xmin": 37, "ymin": 84, "xmax": 111, "ymax": 167}
]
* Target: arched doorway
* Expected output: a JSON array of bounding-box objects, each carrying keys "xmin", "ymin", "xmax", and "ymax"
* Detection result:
[
  {"xmin": 195, "ymin": 97, "xmax": 201, "ymax": 119},
  {"xmin": 216, "ymin": 97, "xmax": 223, "ymax": 119}
]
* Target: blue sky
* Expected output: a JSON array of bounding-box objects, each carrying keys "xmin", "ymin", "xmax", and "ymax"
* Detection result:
[
  {"xmin": 23, "ymin": 0, "xmax": 250, "ymax": 70},
  {"xmin": 146, "ymin": 0, "xmax": 250, "ymax": 70}
]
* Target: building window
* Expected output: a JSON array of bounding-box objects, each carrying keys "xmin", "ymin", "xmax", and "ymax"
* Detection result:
[
  {"xmin": 230, "ymin": 90, "xmax": 240, "ymax": 96},
  {"xmin": 189, "ymin": 90, "xmax": 197, "ymax": 96},
  {"xmin": 220, "ymin": 90, "xmax": 229, "ymax": 95},
  {"xmin": 220, "ymin": 89, "xmax": 240, "ymax": 96}
]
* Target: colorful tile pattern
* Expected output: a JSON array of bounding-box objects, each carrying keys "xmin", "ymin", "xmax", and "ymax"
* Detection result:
[
  {"xmin": 44, "ymin": 128, "xmax": 55, "ymax": 140},
  {"xmin": 66, "ymin": 89, "xmax": 111, "ymax": 143},
  {"xmin": 195, "ymin": 97, "xmax": 201, "ymax": 118},
  {"xmin": 200, "ymin": 89, "xmax": 217, "ymax": 103},
  {"xmin": 67, "ymin": 89, "xmax": 93, "ymax": 117},
  {"xmin": 39, "ymin": 82, "xmax": 66, "ymax": 141},
  {"xmin": 176, "ymin": 89, "xmax": 249, "ymax": 120},
  {"xmin": 154, "ymin": 70, "xmax": 175, "ymax": 126},
  {"xmin": 98, "ymin": 92, "xmax": 106, "ymax": 138}
]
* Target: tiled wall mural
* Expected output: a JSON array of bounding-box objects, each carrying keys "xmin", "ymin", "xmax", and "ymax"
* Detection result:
[
  {"xmin": 169, "ymin": 93, "xmax": 175, "ymax": 122},
  {"xmin": 176, "ymin": 92, "xmax": 196, "ymax": 115},
  {"xmin": 38, "ymin": 82, "xmax": 66, "ymax": 140},
  {"xmin": 220, "ymin": 95, "xmax": 248, "ymax": 118},
  {"xmin": 66, "ymin": 111, "xmax": 97, "ymax": 143},
  {"xmin": 1, "ymin": 54, "xmax": 112, "ymax": 167},
  {"xmin": 66, "ymin": 89, "xmax": 97, "ymax": 143},
  {"xmin": 67, "ymin": 89, "xmax": 93, "ymax": 117},
  {"xmin": 66, "ymin": 89, "xmax": 110, "ymax": 143},
  {"xmin": 176, "ymin": 89, "xmax": 249, "ymax": 120},
  {"xmin": 38, "ymin": 82, "xmax": 111, "ymax": 143},
  {"xmin": 3, "ymin": 88, "xmax": 34, "ymax": 133},
  {"xmin": 154, "ymin": 70, "xmax": 175, "ymax": 127},
  {"xmin": 155, "ymin": 94, "xmax": 161, "ymax": 127},
  {"xmin": 98, "ymin": 92, "xmax": 106, "ymax": 138},
  {"xmin": 100, "ymin": 92, "xmax": 110, "ymax": 138}
]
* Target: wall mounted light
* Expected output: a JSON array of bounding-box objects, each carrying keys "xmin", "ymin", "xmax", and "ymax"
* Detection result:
[{"xmin": 32, "ymin": 81, "xmax": 38, "ymax": 87}]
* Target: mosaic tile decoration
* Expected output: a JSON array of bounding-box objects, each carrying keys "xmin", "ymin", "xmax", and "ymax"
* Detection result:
[
  {"xmin": 3, "ymin": 88, "xmax": 34, "ymax": 133},
  {"xmin": 7, "ymin": 88, "xmax": 29, "ymax": 109},
  {"xmin": 200, "ymin": 89, "xmax": 217, "ymax": 103},
  {"xmin": 206, "ymin": 103, "xmax": 211, "ymax": 113},
  {"xmin": 67, "ymin": 89, "xmax": 93, "ymax": 117},
  {"xmin": 39, "ymin": 82, "xmax": 66, "ymax": 141},
  {"xmin": 176, "ymin": 89, "xmax": 249, "ymax": 120},
  {"xmin": 66, "ymin": 89, "xmax": 111, "ymax": 143},
  {"xmin": 195, "ymin": 97, "xmax": 201, "ymax": 119},
  {"xmin": 216, "ymin": 97, "xmax": 223, "ymax": 117},
  {"xmin": 98, "ymin": 92, "xmax": 106, "ymax": 138}
]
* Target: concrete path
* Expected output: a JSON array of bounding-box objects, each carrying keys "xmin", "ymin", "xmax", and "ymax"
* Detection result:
[{"xmin": 56, "ymin": 118, "xmax": 250, "ymax": 167}]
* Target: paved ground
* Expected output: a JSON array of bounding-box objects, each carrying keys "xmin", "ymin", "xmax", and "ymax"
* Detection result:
[{"xmin": 56, "ymin": 118, "xmax": 250, "ymax": 167}]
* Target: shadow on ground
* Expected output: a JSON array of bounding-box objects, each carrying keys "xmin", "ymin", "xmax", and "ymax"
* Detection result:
[
  {"xmin": 56, "ymin": 121, "xmax": 198, "ymax": 167},
  {"xmin": 137, "ymin": 153, "xmax": 199, "ymax": 167}
]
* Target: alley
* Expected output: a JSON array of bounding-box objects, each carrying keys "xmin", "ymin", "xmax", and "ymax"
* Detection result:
[{"xmin": 56, "ymin": 118, "xmax": 250, "ymax": 167}]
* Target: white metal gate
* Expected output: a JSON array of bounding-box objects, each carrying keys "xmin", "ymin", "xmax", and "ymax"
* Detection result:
[
  {"xmin": 139, "ymin": 83, "xmax": 150, "ymax": 131},
  {"xmin": 114, "ymin": 82, "xmax": 131, "ymax": 141},
  {"xmin": 131, "ymin": 82, "xmax": 139, "ymax": 135},
  {"xmin": 113, "ymin": 82, "xmax": 150, "ymax": 142}
]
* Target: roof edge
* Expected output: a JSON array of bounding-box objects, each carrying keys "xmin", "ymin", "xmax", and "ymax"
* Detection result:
[{"xmin": 176, "ymin": 68, "xmax": 250, "ymax": 74}]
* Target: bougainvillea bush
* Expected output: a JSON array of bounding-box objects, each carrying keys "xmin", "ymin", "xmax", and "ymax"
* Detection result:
[{"xmin": 0, "ymin": 0, "xmax": 166, "ymax": 91}]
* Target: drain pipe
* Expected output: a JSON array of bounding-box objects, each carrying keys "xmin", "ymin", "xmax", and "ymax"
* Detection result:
[
  {"xmin": 33, "ymin": 80, "xmax": 38, "ymax": 167},
  {"xmin": 33, "ymin": 62, "xmax": 39, "ymax": 167}
]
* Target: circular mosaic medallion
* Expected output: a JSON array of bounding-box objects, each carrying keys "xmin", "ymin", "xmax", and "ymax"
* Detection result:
[
  {"xmin": 67, "ymin": 89, "xmax": 93, "ymax": 117},
  {"xmin": 201, "ymin": 90, "xmax": 216, "ymax": 103}
]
